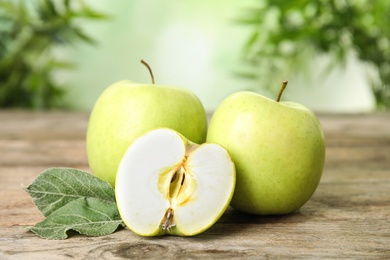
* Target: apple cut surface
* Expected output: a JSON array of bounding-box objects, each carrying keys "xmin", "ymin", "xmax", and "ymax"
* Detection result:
[{"xmin": 115, "ymin": 128, "xmax": 235, "ymax": 236}]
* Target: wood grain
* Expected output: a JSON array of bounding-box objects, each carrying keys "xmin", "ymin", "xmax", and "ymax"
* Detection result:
[{"xmin": 0, "ymin": 110, "xmax": 389, "ymax": 259}]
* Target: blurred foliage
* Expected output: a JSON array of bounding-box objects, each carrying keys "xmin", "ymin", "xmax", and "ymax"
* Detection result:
[
  {"xmin": 238, "ymin": 0, "xmax": 390, "ymax": 109},
  {"xmin": 0, "ymin": 0, "xmax": 106, "ymax": 109}
]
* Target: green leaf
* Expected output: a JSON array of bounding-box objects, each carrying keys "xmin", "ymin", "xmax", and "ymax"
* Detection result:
[
  {"xmin": 238, "ymin": 0, "xmax": 390, "ymax": 109},
  {"xmin": 31, "ymin": 197, "xmax": 124, "ymax": 239},
  {"xmin": 23, "ymin": 168, "xmax": 116, "ymax": 217},
  {"xmin": 23, "ymin": 168, "xmax": 125, "ymax": 239},
  {"xmin": 0, "ymin": 0, "xmax": 107, "ymax": 109}
]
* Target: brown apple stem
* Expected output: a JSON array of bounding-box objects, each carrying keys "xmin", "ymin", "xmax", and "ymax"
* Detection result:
[
  {"xmin": 276, "ymin": 80, "xmax": 288, "ymax": 102},
  {"xmin": 140, "ymin": 59, "xmax": 155, "ymax": 84}
]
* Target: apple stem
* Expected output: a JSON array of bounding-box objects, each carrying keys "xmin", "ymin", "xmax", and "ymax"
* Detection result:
[
  {"xmin": 141, "ymin": 59, "xmax": 155, "ymax": 84},
  {"xmin": 276, "ymin": 80, "xmax": 288, "ymax": 102}
]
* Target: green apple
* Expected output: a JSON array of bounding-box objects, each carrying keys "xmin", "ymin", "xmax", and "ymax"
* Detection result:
[
  {"xmin": 116, "ymin": 128, "xmax": 235, "ymax": 236},
  {"xmin": 86, "ymin": 60, "xmax": 207, "ymax": 187},
  {"xmin": 207, "ymin": 81, "xmax": 325, "ymax": 215}
]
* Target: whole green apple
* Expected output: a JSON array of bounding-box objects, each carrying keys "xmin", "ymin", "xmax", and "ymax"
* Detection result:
[
  {"xmin": 207, "ymin": 81, "xmax": 325, "ymax": 215},
  {"xmin": 86, "ymin": 61, "xmax": 207, "ymax": 187}
]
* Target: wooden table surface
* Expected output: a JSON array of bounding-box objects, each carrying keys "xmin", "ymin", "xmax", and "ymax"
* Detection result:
[{"xmin": 0, "ymin": 110, "xmax": 389, "ymax": 259}]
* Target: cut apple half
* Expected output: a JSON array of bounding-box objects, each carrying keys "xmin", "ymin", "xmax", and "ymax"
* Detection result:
[{"xmin": 115, "ymin": 128, "xmax": 235, "ymax": 236}]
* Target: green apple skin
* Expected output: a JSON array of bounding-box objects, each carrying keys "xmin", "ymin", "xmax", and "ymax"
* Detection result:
[
  {"xmin": 207, "ymin": 91, "xmax": 325, "ymax": 215},
  {"xmin": 86, "ymin": 80, "xmax": 207, "ymax": 187}
]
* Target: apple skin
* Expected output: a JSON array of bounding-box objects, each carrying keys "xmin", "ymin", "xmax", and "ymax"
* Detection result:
[
  {"xmin": 206, "ymin": 91, "xmax": 325, "ymax": 215},
  {"xmin": 86, "ymin": 80, "xmax": 207, "ymax": 187}
]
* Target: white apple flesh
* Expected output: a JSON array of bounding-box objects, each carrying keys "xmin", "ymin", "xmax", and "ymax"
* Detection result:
[
  {"xmin": 115, "ymin": 128, "xmax": 235, "ymax": 236},
  {"xmin": 207, "ymin": 82, "xmax": 325, "ymax": 215}
]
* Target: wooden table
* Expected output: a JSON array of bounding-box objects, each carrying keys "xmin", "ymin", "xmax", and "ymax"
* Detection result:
[{"xmin": 0, "ymin": 110, "xmax": 389, "ymax": 259}]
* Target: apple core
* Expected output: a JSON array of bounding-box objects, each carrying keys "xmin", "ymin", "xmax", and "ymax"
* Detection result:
[{"xmin": 158, "ymin": 153, "xmax": 197, "ymax": 231}]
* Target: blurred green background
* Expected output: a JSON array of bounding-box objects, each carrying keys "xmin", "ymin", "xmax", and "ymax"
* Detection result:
[{"xmin": 1, "ymin": 0, "xmax": 389, "ymax": 112}]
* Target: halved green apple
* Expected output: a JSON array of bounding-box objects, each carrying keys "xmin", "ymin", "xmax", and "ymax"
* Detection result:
[{"xmin": 115, "ymin": 128, "xmax": 235, "ymax": 236}]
